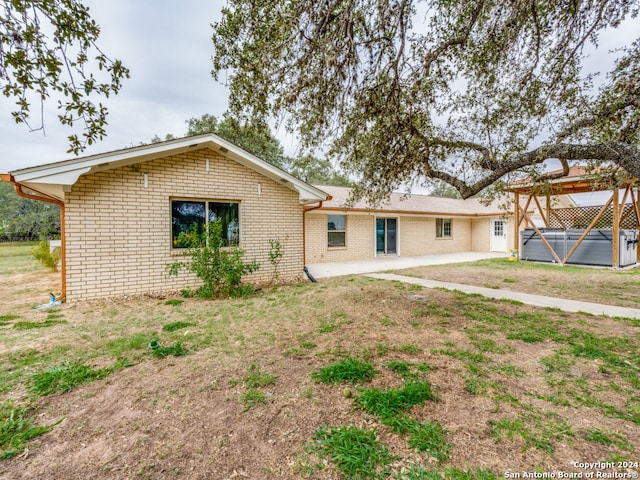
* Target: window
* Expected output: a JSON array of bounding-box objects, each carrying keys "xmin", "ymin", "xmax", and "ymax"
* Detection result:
[
  {"xmin": 436, "ymin": 218, "xmax": 452, "ymax": 238},
  {"xmin": 327, "ymin": 215, "xmax": 346, "ymax": 247},
  {"xmin": 172, "ymin": 200, "xmax": 239, "ymax": 248}
]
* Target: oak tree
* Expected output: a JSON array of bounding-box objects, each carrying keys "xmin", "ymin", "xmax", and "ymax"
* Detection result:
[{"xmin": 212, "ymin": 0, "xmax": 640, "ymax": 200}]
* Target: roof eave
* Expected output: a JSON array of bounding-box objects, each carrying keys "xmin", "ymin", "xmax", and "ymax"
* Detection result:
[{"xmin": 9, "ymin": 134, "xmax": 329, "ymax": 204}]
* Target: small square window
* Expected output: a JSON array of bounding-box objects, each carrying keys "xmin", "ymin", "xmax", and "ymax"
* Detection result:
[
  {"xmin": 436, "ymin": 218, "xmax": 452, "ymax": 238},
  {"xmin": 328, "ymin": 215, "xmax": 346, "ymax": 247}
]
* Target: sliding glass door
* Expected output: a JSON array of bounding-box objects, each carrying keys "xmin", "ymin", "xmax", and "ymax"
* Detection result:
[{"xmin": 376, "ymin": 218, "xmax": 397, "ymax": 255}]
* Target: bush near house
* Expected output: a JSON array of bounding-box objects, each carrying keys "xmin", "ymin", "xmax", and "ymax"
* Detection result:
[{"xmin": 167, "ymin": 219, "xmax": 259, "ymax": 298}]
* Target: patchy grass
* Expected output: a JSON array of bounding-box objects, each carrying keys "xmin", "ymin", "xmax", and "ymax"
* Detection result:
[
  {"xmin": 241, "ymin": 389, "xmax": 268, "ymax": 411},
  {"xmin": 308, "ymin": 425, "xmax": 394, "ymax": 479},
  {"xmin": 13, "ymin": 319, "xmax": 67, "ymax": 330},
  {"xmin": 147, "ymin": 339, "xmax": 189, "ymax": 358},
  {"xmin": 0, "ymin": 402, "xmax": 60, "ymax": 459},
  {"xmin": 311, "ymin": 357, "xmax": 377, "ymax": 384},
  {"xmin": 242, "ymin": 363, "xmax": 277, "ymax": 389},
  {"xmin": 162, "ymin": 321, "xmax": 195, "ymax": 332},
  {"xmin": 30, "ymin": 359, "xmax": 129, "ymax": 396},
  {"xmin": 384, "ymin": 416, "xmax": 451, "ymax": 461},
  {"xmin": 163, "ymin": 299, "xmax": 184, "ymax": 306},
  {"xmin": 0, "ymin": 243, "xmax": 638, "ymax": 478},
  {"xmin": 0, "ymin": 242, "xmax": 39, "ymax": 275},
  {"xmin": 489, "ymin": 413, "xmax": 574, "ymax": 454},
  {"xmin": 355, "ymin": 380, "xmax": 436, "ymax": 418}
]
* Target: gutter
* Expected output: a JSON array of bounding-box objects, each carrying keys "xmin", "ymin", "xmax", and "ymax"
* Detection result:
[
  {"xmin": 302, "ymin": 196, "xmax": 332, "ymax": 265},
  {"xmin": 0, "ymin": 174, "xmax": 66, "ymax": 299}
]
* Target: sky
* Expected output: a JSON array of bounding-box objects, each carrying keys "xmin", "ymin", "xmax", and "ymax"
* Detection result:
[
  {"xmin": 1, "ymin": 0, "xmax": 236, "ymax": 172},
  {"xmin": 0, "ymin": 0, "xmax": 637, "ymax": 198}
]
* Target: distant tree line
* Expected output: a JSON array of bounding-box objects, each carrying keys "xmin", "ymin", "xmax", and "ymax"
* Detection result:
[
  {"xmin": 0, "ymin": 183, "xmax": 60, "ymax": 241},
  {"xmin": 152, "ymin": 112, "xmax": 353, "ymax": 187}
]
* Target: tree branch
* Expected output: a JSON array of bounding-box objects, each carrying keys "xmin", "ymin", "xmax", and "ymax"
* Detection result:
[
  {"xmin": 556, "ymin": 93, "xmax": 640, "ymax": 140},
  {"xmin": 446, "ymin": 142, "xmax": 640, "ymax": 198},
  {"xmin": 424, "ymin": 1, "xmax": 486, "ymax": 72}
]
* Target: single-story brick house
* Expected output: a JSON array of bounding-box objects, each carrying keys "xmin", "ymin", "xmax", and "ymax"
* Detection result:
[
  {"xmin": 2, "ymin": 134, "xmax": 328, "ymax": 300},
  {"xmin": 3, "ymin": 134, "xmax": 514, "ymax": 300},
  {"xmin": 304, "ymin": 185, "xmax": 514, "ymax": 264}
]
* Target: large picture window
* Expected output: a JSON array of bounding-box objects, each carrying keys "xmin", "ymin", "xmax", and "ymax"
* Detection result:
[
  {"xmin": 172, "ymin": 200, "xmax": 239, "ymax": 248},
  {"xmin": 327, "ymin": 214, "xmax": 346, "ymax": 247},
  {"xmin": 436, "ymin": 218, "xmax": 452, "ymax": 238}
]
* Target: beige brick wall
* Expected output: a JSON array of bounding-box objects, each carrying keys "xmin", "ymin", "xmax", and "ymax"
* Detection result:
[
  {"xmin": 305, "ymin": 213, "xmax": 489, "ymax": 262},
  {"xmin": 471, "ymin": 218, "xmax": 490, "ymax": 252},
  {"xmin": 65, "ymin": 148, "xmax": 304, "ymax": 300},
  {"xmin": 400, "ymin": 216, "xmax": 472, "ymax": 255},
  {"xmin": 305, "ymin": 212, "xmax": 374, "ymax": 262}
]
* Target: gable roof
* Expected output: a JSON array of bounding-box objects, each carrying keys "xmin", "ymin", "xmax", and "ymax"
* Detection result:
[
  {"xmin": 313, "ymin": 185, "xmax": 510, "ymax": 217},
  {"xmin": 4, "ymin": 134, "xmax": 329, "ymax": 204}
]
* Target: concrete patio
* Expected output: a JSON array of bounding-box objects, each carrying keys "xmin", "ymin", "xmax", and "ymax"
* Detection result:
[{"xmin": 305, "ymin": 251, "xmax": 506, "ymax": 278}]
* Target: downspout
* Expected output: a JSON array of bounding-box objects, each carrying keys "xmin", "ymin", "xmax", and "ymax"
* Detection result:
[
  {"xmin": 0, "ymin": 174, "xmax": 66, "ymax": 299},
  {"xmin": 302, "ymin": 196, "xmax": 332, "ymax": 265}
]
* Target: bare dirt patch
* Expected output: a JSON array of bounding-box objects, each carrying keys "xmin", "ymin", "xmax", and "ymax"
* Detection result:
[{"xmin": 0, "ymin": 254, "xmax": 638, "ymax": 479}]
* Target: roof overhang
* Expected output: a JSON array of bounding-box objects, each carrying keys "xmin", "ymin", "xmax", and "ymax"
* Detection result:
[
  {"xmin": 4, "ymin": 134, "xmax": 329, "ymax": 204},
  {"xmin": 309, "ymin": 206, "xmax": 511, "ymax": 217},
  {"xmin": 506, "ymin": 167, "xmax": 637, "ymax": 196}
]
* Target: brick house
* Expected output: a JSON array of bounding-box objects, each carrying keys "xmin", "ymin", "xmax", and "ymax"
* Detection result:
[
  {"xmin": 304, "ymin": 185, "xmax": 514, "ymax": 263},
  {"xmin": 3, "ymin": 134, "xmax": 328, "ymax": 300},
  {"xmin": 3, "ymin": 134, "xmax": 513, "ymax": 300}
]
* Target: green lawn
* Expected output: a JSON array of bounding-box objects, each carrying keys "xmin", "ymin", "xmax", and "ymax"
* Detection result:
[{"xmin": 0, "ymin": 241, "xmax": 39, "ymax": 275}]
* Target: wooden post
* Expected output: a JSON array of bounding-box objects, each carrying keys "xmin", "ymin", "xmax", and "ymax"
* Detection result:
[
  {"xmin": 632, "ymin": 188, "xmax": 640, "ymax": 262},
  {"xmin": 612, "ymin": 187, "xmax": 620, "ymax": 268},
  {"xmin": 631, "ymin": 188, "xmax": 640, "ymax": 228},
  {"xmin": 546, "ymin": 193, "xmax": 551, "ymax": 228},
  {"xmin": 534, "ymin": 196, "xmax": 548, "ymax": 227},
  {"xmin": 514, "ymin": 192, "xmax": 520, "ymax": 253}
]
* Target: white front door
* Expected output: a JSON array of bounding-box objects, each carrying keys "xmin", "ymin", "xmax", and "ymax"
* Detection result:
[{"xmin": 490, "ymin": 218, "xmax": 508, "ymax": 252}]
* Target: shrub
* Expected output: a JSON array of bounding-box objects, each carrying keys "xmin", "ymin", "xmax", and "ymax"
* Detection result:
[
  {"xmin": 30, "ymin": 239, "xmax": 61, "ymax": 272},
  {"xmin": 268, "ymin": 238, "xmax": 284, "ymax": 284},
  {"xmin": 167, "ymin": 219, "xmax": 259, "ymax": 298}
]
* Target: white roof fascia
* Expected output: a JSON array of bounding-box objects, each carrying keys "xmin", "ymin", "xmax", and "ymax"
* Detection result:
[{"xmin": 9, "ymin": 134, "xmax": 329, "ymax": 205}]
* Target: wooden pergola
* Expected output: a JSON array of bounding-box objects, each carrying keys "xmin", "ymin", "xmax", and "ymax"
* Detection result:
[{"xmin": 507, "ymin": 167, "xmax": 640, "ymax": 267}]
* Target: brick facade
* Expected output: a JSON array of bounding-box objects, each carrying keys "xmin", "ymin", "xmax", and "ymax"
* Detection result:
[
  {"xmin": 305, "ymin": 212, "xmax": 513, "ymax": 262},
  {"xmin": 65, "ymin": 148, "xmax": 304, "ymax": 300},
  {"xmin": 305, "ymin": 213, "xmax": 374, "ymax": 262}
]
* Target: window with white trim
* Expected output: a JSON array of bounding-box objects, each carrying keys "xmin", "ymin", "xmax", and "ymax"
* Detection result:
[
  {"xmin": 171, "ymin": 200, "xmax": 239, "ymax": 248},
  {"xmin": 327, "ymin": 215, "xmax": 346, "ymax": 247},
  {"xmin": 436, "ymin": 218, "xmax": 452, "ymax": 238}
]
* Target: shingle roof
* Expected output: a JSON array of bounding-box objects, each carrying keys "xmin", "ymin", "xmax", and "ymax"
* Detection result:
[{"xmin": 313, "ymin": 185, "xmax": 510, "ymax": 217}]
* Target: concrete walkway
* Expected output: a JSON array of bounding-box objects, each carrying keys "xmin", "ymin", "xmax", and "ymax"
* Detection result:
[
  {"xmin": 305, "ymin": 252, "xmax": 640, "ymax": 319},
  {"xmin": 367, "ymin": 273, "xmax": 640, "ymax": 319}
]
